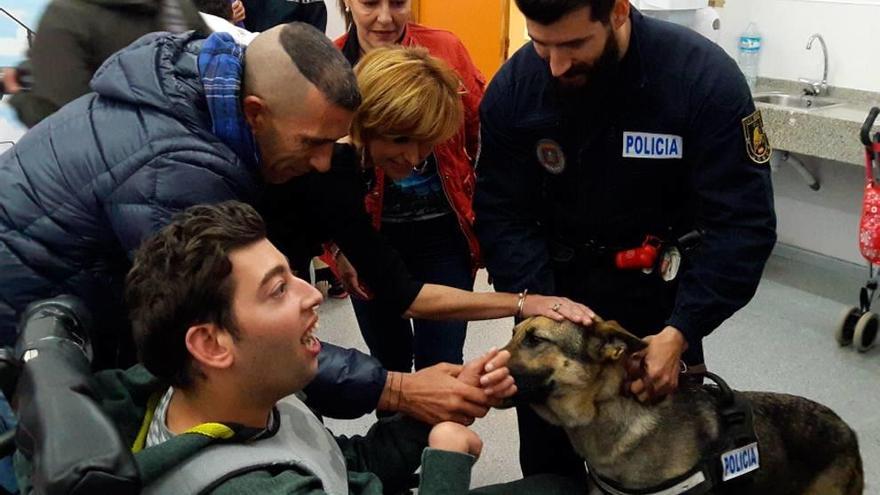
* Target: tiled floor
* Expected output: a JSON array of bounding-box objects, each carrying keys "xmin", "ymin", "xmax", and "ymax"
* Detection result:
[{"xmin": 321, "ymin": 248, "xmax": 880, "ymax": 493}]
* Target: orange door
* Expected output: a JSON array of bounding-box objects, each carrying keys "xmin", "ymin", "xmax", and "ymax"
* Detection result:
[{"xmin": 414, "ymin": 0, "xmax": 509, "ymax": 79}]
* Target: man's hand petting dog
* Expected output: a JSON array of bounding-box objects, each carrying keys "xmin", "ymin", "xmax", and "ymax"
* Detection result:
[
  {"xmin": 624, "ymin": 326, "xmax": 688, "ymax": 403},
  {"xmin": 395, "ymin": 348, "xmax": 517, "ymax": 425}
]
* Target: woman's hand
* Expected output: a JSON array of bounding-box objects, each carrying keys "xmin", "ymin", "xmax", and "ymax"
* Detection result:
[
  {"xmin": 335, "ymin": 253, "xmax": 372, "ymax": 300},
  {"xmin": 522, "ymin": 294, "xmax": 595, "ymax": 327}
]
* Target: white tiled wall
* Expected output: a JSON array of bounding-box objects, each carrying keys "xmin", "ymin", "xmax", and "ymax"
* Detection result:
[
  {"xmin": 714, "ymin": 0, "xmax": 879, "ymax": 266},
  {"xmin": 717, "ymin": 0, "xmax": 880, "ymax": 92},
  {"xmin": 326, "ymin": 0, "xmax": 346, "ymax": 39}
]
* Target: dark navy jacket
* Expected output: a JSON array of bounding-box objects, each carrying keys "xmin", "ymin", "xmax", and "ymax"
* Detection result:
[
  {"xmin": 0, "ymin": 32, "xmax": 384, "ymax": 418},
  {"xmin": 475, "ymin": 9, "xmax": 776, "ymax": 354}
]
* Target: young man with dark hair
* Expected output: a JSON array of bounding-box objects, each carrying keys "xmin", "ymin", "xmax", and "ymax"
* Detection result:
[
  {"xmin": 13, "ymin": 201, "xmax": 493, "ymax": 493},
  {"xmin": 475, "ymin": 0, "xmax": 776, "ymax": 482},
  {"xmin": 0, "ymin": 16, "xmax": 592, "ymax": 429},
  {"xmin": 124, "ymin": 201, "xmax": 496, "ymax": 494},
  {"xmin": 11, "ymin": 200, "xmax": 576, "ymax": 494}
]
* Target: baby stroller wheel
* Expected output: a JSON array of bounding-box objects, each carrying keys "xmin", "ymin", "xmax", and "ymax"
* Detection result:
[
  {"xmin": 854, "ymin": 311, "xmax": 878, "ymax": 352},
  {"xmin": 835, "ymin": 306, "xmax": 860, "ymax": 346}
]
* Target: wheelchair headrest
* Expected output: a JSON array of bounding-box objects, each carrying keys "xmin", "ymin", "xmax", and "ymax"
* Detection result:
[
  {"xmin": 15, "ymin": 295, "xmax": 94, "ymax": 364},
  {"xmin": 12, "ymin": 296, "xmax": 142, "ymax": 495}
]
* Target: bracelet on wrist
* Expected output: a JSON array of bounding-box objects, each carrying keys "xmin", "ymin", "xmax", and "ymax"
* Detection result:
[
  {"xmin": 395, "ymin": 373, "xmax": 404, "ymax": 412},
  {"xmin": 516, "ymin": 289, "xmax": 528, "ymax": 319}
]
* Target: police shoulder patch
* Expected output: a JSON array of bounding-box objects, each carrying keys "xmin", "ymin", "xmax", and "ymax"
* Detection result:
[
  {"xmin": 742, "ymin": 110, "xmax": 772, "ymax": 164},
  {"xmin": 536, "ymin": 138, "xmax": 566, "ymax": 174}
]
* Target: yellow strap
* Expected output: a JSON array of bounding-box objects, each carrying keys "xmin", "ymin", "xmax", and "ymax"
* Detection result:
[
  {"xmin": 185, "ymin": 423, "xmax": 235, "ymax": 439},
  {"xmin": 132, "ymin": 392, "xmax": 162, "ymax": 453},
  {"xmin": 132, "ymin": 392, "xmax": 235, "ymax": 453}
]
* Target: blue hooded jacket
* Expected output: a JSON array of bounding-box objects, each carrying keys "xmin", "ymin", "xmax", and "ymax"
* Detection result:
[{"xmin": 0, "ymin": 31, "xmax": 385, "ymax": 418}]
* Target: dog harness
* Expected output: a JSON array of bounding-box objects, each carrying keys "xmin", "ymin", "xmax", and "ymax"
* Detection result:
[{"xmin": 587, "ymin": 372, "xmax": 759, "ymax": 495}]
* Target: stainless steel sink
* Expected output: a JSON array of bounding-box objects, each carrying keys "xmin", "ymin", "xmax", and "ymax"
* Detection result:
[{"xmin": 753, "ymin": 92, "xmax": 842, "ymax": 110}]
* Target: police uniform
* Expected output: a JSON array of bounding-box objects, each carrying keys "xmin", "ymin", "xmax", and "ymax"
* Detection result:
[{"xmin": 474, "ymin": 8, "xmax": 777, "ymax": 480}]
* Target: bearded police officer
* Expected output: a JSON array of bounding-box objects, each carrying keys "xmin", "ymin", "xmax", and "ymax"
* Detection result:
[{"xmin": 474, "ymin": 0, "xmax": 777, "ymax": 481}]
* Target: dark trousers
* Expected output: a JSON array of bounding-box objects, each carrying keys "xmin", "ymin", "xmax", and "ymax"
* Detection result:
[
  {"xmin": 518, "ymin": 255, "xmax": 706, "ymax": 479},
  {"xmin": 351, "ymin": 215, "xmax": 474, "ymax": 371}
]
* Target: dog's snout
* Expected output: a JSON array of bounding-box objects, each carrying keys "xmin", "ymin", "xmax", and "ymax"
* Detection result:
[{"xmin": 509, "ymin": 367, "xmax": 555, "ymax": 405}]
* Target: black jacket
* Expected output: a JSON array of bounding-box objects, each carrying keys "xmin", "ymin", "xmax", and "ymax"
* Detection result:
[
  {"xmin": 242, "ymin": 0, "xmax": 327, "ymax": 32},
  {"xmin": 475, "ymin": 9, "xmax": 776, "ymax": 360},
  {"xmin": 262, "ymin": 144, "xmax": 424, "ymax": 316}
]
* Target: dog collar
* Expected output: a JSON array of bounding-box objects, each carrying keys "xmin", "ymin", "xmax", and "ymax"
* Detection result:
[{"xmin": 587, "ymin": 460, "xmax": 713, "ymax": 495}]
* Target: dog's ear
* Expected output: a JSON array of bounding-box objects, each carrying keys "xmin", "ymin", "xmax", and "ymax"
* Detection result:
[
  {"xmin": 601, "ymin": 340, "xmax": 627, "ymax": 361},
  {"xmin": 595, "ymin": 319, "xmax": 648, "ymax": 353}
]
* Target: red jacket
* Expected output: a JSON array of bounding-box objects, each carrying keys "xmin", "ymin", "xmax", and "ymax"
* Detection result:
[{"xmin": 335, "ymin": 23, "xmax": 486, "ymax": 270}]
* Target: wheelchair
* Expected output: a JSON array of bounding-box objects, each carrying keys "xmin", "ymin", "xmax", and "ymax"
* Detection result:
[
  {"xmin": 836, "ymin": 107, "xmax": 880, "ymax": 352},
  {"xmin": 0, "ymin": 296, "xmax": 141, "ymax": 495}
]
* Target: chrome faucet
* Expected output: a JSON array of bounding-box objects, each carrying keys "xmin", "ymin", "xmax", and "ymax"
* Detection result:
[{"xmin": 799, "ymin": 33, "xmax": 828, "ymax": 96}]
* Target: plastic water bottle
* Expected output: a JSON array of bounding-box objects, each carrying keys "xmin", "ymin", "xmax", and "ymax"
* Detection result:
[{"xmin": 737, "ymin": 23, "xmax": 762, "ymax": 91}]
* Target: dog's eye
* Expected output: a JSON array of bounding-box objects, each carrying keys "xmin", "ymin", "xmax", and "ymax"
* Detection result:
[{"xmin": 524, "ymin": 332, "xmax": 546, "ymax": 348}]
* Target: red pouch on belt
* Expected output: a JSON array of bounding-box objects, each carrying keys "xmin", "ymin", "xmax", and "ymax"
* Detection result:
[{"xmin": 615, "ymin": 236, "xmax": 661, "ymax": 271}]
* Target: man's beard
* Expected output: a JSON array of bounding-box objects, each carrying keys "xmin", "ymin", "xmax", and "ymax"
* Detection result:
[{"xmin": 551, "ymin": 27, "xmax": 621, "ymax": 99}]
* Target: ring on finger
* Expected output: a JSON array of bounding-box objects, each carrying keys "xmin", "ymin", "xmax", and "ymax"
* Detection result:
[{"xmin": 551, "ymin": 302, "xmax": 562, "ymax": 312}]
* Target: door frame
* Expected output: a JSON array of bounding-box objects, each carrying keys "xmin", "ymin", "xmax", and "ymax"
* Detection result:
[{"xmin": 411, "ymin": 0, "xmax": 510, "ymax": 68}]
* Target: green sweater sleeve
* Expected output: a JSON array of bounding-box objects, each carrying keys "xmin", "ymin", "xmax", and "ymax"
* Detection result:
[
  {"xmin": 418, "ymin": 448, "xmax": 476, "ymax": 494},
  {"xmin": 211, "ymin": 468, "xmax": 335, "ymax": 495},
  {"xmin": 333, "ymin": 415, "xmax": 431, "ymax": 493},
  {"xmin": 212, "ymin": 467, "xmax": 393, "ymax": 495}
]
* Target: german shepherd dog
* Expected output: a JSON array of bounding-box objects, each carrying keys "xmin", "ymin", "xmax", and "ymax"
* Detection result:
[{"xmin": 503, "ymin": 316, "xmax": 864, "ymax": 495}]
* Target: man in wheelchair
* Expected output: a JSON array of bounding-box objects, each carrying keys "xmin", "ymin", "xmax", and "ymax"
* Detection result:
[{"xmin": 13, "ymin": 201, "xmax": 580, "ymax": 495}]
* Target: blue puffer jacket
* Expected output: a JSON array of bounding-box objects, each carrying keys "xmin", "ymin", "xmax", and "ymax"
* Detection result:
[{"xmin": 0, "ymin": 31, "xmax": 386, "ymax": 418}]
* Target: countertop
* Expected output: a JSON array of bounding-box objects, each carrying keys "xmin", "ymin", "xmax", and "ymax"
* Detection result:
[{"xmin": 754, "ymin": 78, "xmax": 880, "ymax": 166}]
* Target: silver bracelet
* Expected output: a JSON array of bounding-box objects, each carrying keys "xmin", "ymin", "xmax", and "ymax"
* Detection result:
[{"xmin": 516, "ymin": 289, "xmax": 528, "ymax": 319}]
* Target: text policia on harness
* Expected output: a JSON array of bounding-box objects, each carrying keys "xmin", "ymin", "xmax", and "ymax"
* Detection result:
[{"xmin": 587, "ymin": 372, "xmax": 761, "ymax": 495}]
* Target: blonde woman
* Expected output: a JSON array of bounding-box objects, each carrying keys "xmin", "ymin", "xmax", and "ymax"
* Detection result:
[
  {"xmin": 334, "ymin": 0, "xmax": 483, "ymax": 271},
  {"xmin": 264, "ymin": 47, "xmax": 595, "ymax": 377},
  {"xmin": 342, "ymin": 46, "xmax": 478, "ymax": 371}
]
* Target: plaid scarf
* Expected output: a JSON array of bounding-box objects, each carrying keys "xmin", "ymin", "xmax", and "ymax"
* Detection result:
[{"xmin": 198, "ymin": 32, "xmax": 259, "ymax": 170}]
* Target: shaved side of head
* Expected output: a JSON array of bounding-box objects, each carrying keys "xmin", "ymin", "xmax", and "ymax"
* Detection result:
[
  {"xmin": 244, "ymin": 22, "xmax": 360, "ymax": 115},
  {"xmin": 244, "ymin": 25, "xmax": 308, "ymax": 113}
]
